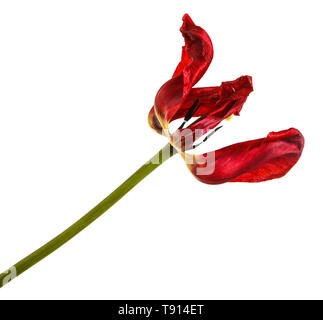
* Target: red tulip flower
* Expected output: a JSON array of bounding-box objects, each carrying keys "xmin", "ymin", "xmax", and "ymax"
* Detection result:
[
  {"xmin": 148, "ymin": 14, "xmax": 304, "ymax": 184},
  {"xmin": 0, "ymin": 14, "xmax": 304, "ymax": 289}
]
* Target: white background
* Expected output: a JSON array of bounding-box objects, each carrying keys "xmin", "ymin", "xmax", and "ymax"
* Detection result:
[{"xmin": 0, "ymin": 0, "xmax": 322, "ymax": 299}]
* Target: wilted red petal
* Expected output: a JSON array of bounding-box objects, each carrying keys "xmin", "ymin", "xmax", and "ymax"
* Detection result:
[
  {"xmin": 171, "ymin": 76, "xmax": 253, "ymax": 149},
  {"xmin": 174, "ymin": 76, "xmax": 253, "ymax": 122},
  {"xmin": 153, "ymin": 14, "xmax": 213, "ymax": 129},
  {"xmin": 186, "ymin": 128, "xmax": 304, "ymax": 184}
]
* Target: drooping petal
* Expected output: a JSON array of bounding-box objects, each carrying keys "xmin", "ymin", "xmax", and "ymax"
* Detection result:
[
  {"xmin": 186, "ymin": 128, "xmax": 304, "ymax": 184},
  {"xmin": 153, "ymin": 14, "xmax": 213, "ymax": 130}
]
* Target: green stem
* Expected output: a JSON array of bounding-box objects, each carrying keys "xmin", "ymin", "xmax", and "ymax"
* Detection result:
[{"xmin": 0, "ymin": 142, "xmax": 176, "ymax": 288}]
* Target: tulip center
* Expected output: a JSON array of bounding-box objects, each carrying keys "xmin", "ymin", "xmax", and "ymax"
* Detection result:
[{"xmin": 175, "ymin": 99, "xmax": 224, "ymax": 151}]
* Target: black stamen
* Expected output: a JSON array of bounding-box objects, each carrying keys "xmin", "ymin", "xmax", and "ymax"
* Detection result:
[
  {"xmin": 178, "ymin": 99, "xmax": 200, "ymax": 129},
  {"xmin": 192, "ymin": 125, "xmax": 223, "ymax": 149},
  {"xmin": 184, "ymin": 99, "xmax": 200, "ymax": 121}
]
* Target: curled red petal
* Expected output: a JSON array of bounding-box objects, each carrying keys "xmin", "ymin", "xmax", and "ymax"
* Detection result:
[
  {"xmin": 173, "ymin": 75, "xmax": 253, "ymax": 123},
  {"xmin": 186, "ymin": 128, "xmax": 304, "ymax": 184},
  {"xmin": 154, "ymin": 14, "xmax": 213, "ymax": 129},
  {"xmin": 171, "ymin": 76, "xmax": 253, "ymax": 150}
]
